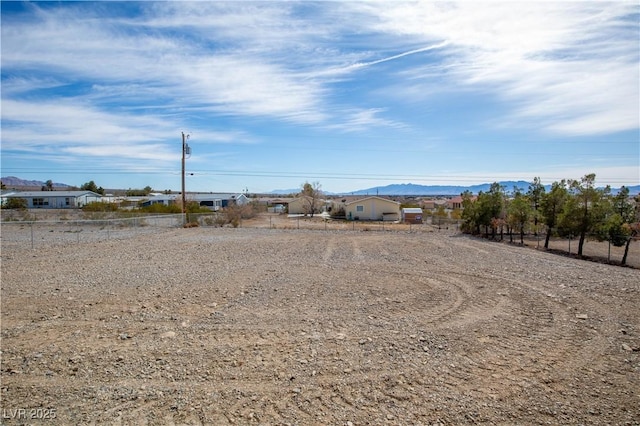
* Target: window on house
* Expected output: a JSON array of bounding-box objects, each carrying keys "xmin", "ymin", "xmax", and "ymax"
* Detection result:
[
  {"xmin": 65, "ymin": 198, "xmax": 71, "ymax": 206},
  {"xmin": 356, "ymin": 205, "xmax": 364, "ymax": 212},
  {"xmin": 33, "ymin": 198, "xmax": 48, "ymax": 206}
]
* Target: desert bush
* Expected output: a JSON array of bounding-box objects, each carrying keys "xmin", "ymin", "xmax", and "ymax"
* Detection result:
[
  {"xmin": 83, "ymin": 201, "xmax": 119, "ymax": 212},
  {"xmin": 2, "ymin": 198, "xmax": 28, "ymax": 210},
  {"xmin": 139, "ymin": 203, "xmax": 182, "ymax": 214},
  {"xmin": 330, "ymin": 206, "xmax": 346, "ymax": 218}
]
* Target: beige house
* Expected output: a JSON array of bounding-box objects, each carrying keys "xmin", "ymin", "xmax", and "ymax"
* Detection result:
[
  {"xmin": 287, "ymin": 195, "xmax": 324, "ymax": 216},
  {"xmin": 344, "ymin": 196, "xmax": 400, "ymax": 221}
]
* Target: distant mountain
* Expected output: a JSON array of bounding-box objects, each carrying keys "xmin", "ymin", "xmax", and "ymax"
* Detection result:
[
  {"xmin": 1, "ymin": 176, "xmax": 71, "ymax": 189},
  {"xmin": 340, "ymin": 182, "xmax": 640, "ymax": 196},
  {"xmin": 616, "ymin": 185, "xmax": 640, "ymax": 195},
  {"xmin": 268, "ymin": 188, "xmax": 302, "ymax": 195},
  {"xmin": 346, "ymin": 181, "xmax": 534, "ymax": 196}
]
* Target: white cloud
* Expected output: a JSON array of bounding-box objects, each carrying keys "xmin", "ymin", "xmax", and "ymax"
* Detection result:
[
  {"xmin": 325, "ymin": 108, "xmax": 407, "ymax": 133},
  {"xmin": 6, "ymin": 2, "xmax": 635, "ymax": 136},
  {"xmin": 349, "ymin": 1, "xmax": 639, "ymax": 135},
  {"xmin": 1, "ymin": 1, "xmax": 637, "ymax": 192},
  {"xmin": 1, "ymin": 99, "xmax": 171, "ymax": 146}
]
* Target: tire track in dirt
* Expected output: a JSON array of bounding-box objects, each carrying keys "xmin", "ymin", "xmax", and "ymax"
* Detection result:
[{"xmin": 3, "ymin": 228, "xmax": 638, "ymax": 425}]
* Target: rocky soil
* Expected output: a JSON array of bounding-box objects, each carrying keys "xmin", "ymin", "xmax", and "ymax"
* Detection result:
[{"xmin": 1, "ymin": 222, "xmax": 639, "ymax": 425}]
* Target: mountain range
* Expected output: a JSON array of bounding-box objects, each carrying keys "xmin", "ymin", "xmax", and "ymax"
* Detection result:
[
  {"xmin": 3, "ymin": 176, "xmax": 638, "ymax": 196},
  {"xmin": 272, "ymin": 181, "xmax": 640, "ymax": 196},
  {"xmin": 1, "ymin": 176, "xmax": 70, "ymax": 189}
]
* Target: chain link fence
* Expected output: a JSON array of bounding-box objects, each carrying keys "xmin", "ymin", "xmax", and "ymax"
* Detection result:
[
  {"xmin": 1, "ymin": 214, "xmax": 184, "ymax": 249},
  {"xmin": 2, "ymin": 210, "xmax": 636, "ymax": 267},
  {"xmin": 1, "ymin": 211, "xmax": 461, "ymax": 249}
]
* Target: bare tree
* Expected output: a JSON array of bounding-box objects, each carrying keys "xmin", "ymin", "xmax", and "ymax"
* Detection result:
[{"xmin": 300, "ymin": 181, "xmax": 323, "ymax": 217}]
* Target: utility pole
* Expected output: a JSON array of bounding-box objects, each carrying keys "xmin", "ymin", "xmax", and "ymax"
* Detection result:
[{"xmin": 181, "ymin": 132, "xmax": 190, "ymax": 223}]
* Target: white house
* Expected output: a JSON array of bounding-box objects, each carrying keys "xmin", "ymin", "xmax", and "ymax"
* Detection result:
[
  {"xmin": 190, "ymin": 193, "xmax": 249, "ymax": 210},
  {"xmin": 139, "ymin": 194, "xmax": 178, "ymax": 207},
  {"xmin": 139, "ymin": 193, "xmax": 250, "ymax": 210},
  {"xmin": 4, "ymin": 191, "xmax": 103, "ymax": 209}
]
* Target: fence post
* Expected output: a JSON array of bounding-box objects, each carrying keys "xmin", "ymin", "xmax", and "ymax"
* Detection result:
[
  {"xmin": 608, "ymin": 239, "xmax": 611, "ymax": 262},
  {"xmin": 568, "ymin": 236, "xmax": 571, "ymax": 254},
  {"xmin": 30, "ymin": 222, "xmax": 34, "ymax": 249}
]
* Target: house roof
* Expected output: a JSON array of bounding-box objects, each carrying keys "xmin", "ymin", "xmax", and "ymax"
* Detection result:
[
  {"xmin": 188, "ymin": 193, "xmax": 244, "ymax": 201},
  {"xmin": 402, "ymin": 207, "xmax": 424, "ymax": 213},
  {"xmin": 345, "ymin": 196, "xmax": 400, "ymax": 206},
  {"xmin": 5, "ymin": 190, "xmax": 103, "ymax": 198}
]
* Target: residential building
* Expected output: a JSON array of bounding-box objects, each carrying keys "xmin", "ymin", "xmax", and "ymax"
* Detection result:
[
  {"xmin": 344, "ymin": 196, "xmax": 400, "ymax": 221},
  {"xmin": 3, "ymin": 191, "xmax": 103, "ymax": 209}
]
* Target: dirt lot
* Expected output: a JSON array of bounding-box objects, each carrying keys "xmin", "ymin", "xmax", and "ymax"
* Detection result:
[{"xmin": 1, "ymin": 220, "xmax": 639, "ymax": 425}]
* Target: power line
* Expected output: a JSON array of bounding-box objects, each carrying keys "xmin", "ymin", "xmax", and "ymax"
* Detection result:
[{"xmin": 2, "ymin": 167, "xmax": 636, "ymax": 184}]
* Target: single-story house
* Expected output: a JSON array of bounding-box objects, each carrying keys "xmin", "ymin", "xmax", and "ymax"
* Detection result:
[
  {"xmin": 140, "ymin": 193, "xmax": 250, "ymax": 210},
  {"xmin": 446, "ymin": 195, "xmax": 476, "ymax": 210},
  {"xmin": 191, "ymin": 193, "xmax": 249, "ymax": 210},
  {"xmin": 140, "ymin": 194, "xmax": 178, "ymax": 207},
  {"xmin": 254, "ymin": 197, "xmax": 290, "ymax": 213},
  {"xmin": 447, "ymin": 195, "xmax": 464, "ymax": 210},
  {"xmin": 401, "ymin": 207, "xmax": 424, "ymax": 224},
  {"xmin": 3, "ymin": 191, "xmax": 104, "ymax": 209},
  {"xmin": 288, "ymin": 195, "xmax": 325, "ymax": 215},
  {"xmin": 344, "ymin": 196, "xmax": 400, "ymax": 221}
]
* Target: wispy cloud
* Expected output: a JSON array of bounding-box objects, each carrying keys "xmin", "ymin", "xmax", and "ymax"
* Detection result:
[
  {"xmin": 1, "ymin": 1, "xmax": 637, "ymax": 191},
  {"xmin": 349, "ymin": 1, "xmax": 639, "ymax": 135}
]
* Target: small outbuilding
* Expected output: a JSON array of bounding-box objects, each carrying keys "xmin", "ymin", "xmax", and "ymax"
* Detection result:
[{"xmin": 401, "ymin": 207, "xmax": 424, "ymax": 224}]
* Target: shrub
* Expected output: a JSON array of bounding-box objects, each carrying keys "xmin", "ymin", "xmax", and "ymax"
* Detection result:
[
  {"xmin": 83, "ymin": 201, "xmax": 119, "ymax": 212},
  {"xmin": 2, "ymin": 198, "xmax": 28, "ymax": 210},
  {"xmin": 139, "ymin": 203, "xmax": 182, "ymax": 214}
]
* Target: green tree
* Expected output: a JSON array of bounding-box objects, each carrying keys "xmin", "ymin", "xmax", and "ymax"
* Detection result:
[
  {"xmin": 80, "ymin": 180, "xmax": 105, "ymax": 195},
  {"xmin": 126, "ymin": 186, "xmax": 154, "ymax": 196},
  {"xmin": 540, "ymin": 180, "xmax": 568, "ymax": 249},
  {"xmin": 461, "ymin": 190, "xmax": 480, "ymax": 234},
  {"xmin": 41, "ymin": 180, "xmax": 54, "ymax": 191},
  {"xmin": 507, "ymin": 190, "xmax": 532, "ymax": 244},
  {"xmin": 559, "ymin": 174, "xmax": 609, "ymax": 256},
  {"xmin": 482, "ymin": 183, "xmax": 506, "ymax": 238},
  {"xmin": 461, "ymin": 184, "xmax": 506, "ymax": 237},
  {"xmin": 527, "ymin": 177, "xmax": 545, "ymax": 235},
  {"xmin": 608, "ymin": 187, "xmax": 639, "ymax": 265}
]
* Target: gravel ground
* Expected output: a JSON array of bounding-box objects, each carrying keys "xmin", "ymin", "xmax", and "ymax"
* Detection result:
[{"xmin": 1, "ymin": 223, "xmax": 639, "ymax": 425}]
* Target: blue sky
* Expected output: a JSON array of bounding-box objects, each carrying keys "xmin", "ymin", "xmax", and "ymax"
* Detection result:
[{"xmin": 1, "ymin": 1, "xmax": 638, "ymax": 194}]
